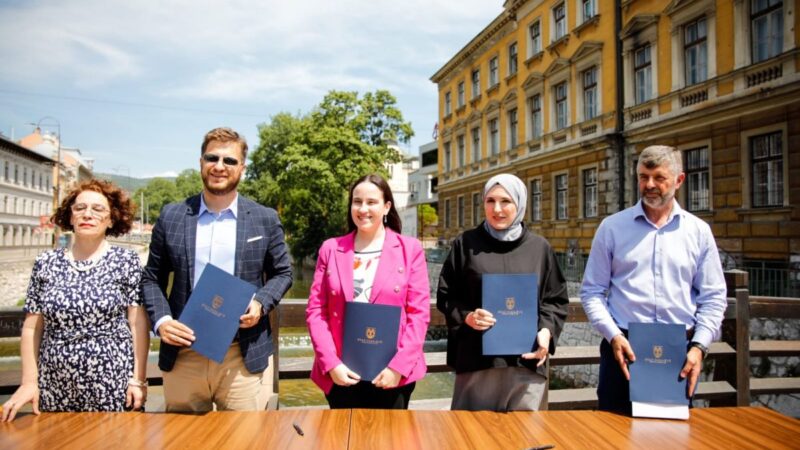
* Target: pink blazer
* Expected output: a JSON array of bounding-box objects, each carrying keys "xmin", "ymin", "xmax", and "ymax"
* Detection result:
[{"xmin": 305, "ymin": 229, "xmax": 431, "ymax": 394}]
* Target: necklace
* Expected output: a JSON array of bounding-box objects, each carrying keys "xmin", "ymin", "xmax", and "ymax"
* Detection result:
[{"xmin": 66, "ymin": 241, "xmax": 109, "ymax": 272}]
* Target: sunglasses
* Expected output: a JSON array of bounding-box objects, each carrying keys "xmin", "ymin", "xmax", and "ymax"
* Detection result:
[{"xmin": 202, "ymin": 153, "xmax": 241, "ymax": 166}]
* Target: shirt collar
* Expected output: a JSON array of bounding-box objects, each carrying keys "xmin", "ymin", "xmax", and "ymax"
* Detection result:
[
  {"xmin": 199, "ymin": 193, "xmax": 238, "ymax": 218},
  {"xmin": 633, "ymin": 198, "xmax": 684, "ymax": 226}
]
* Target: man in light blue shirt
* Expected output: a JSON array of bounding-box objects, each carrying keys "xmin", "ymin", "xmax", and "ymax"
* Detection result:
[
  {"xmin": 143, "ymin": 127, "xmax": 292, "ymax": 412},
  {"xmin": 580, "ymin": 145, "xmax": 726, "ymax": 414}
]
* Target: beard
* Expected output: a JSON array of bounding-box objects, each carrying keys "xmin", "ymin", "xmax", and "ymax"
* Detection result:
[
  {"xmin": 203, "ymin": 176, "xmax": 240, "ymax": 196},
  {"xmin": 641, "ymin": 187, "xmax": 675, "ymax": 209}
]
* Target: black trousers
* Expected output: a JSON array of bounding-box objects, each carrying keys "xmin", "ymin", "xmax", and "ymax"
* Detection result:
[
  {"xmin": 597, "ymin": 337, "xmax": 632, "ymax": 414},
  {"xmin": 326, "ymin": 381, "xmax": 415, "ymax": 409}
]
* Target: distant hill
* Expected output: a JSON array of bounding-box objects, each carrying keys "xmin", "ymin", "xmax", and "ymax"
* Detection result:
[{"xmin": 94, "ymin": 172, "xmax": 175, "ymax": 193}]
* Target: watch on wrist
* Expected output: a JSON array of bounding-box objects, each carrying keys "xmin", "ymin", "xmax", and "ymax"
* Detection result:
[{"xmin": 690, "ymin": 341, "xmax": 708, "ymax": 358}]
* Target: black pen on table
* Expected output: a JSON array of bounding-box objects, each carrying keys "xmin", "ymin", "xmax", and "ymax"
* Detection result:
[
  {"xmin": 527, "ymin": 445, "xmax": 555, "ymax": 450},
  {"xmin": 293, "ymin": 421, "xmax": 305, "ymax": 436}
]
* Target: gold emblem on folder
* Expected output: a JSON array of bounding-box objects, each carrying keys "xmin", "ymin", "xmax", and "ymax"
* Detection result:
[
  {"xmin": 366, "ymin": 327, "xmax": 376, "ymax": 340},
  {"xmin": 505, "ymin": 297, "xmax": 515, "ymax": 310},
  {"xmin": 653, "ymin": 345, "xmax": 663, "ymax": 359},
  {"xmin": 212, "ymin": 295, "xmax": 224, "ymax": 310}
]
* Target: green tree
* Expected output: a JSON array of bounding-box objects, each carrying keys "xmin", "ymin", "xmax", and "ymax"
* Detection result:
[
  {"xmin": 133, "ymin": 178, "xmax": 180, "ymax": 224},
  {"xmin": 243, "ymin": 90, "xmax": 414, "ymax": 262},
  {"xmin": 175, "ymin": 169, "xmax": 203, "ymax": 198},
  {"xmin": 419, "ymin": 204, "xmax": 438, "ymax": 237}
]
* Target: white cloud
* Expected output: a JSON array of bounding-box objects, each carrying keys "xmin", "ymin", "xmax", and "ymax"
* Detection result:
[{"xmin": 0, "ymin": 0, "xmax": 501, "ymax": 91}]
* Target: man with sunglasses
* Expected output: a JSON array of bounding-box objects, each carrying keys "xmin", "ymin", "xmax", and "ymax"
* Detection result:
[{"xmin": 142, "ymin": 127, "xmax": 292, "ymax": 412}]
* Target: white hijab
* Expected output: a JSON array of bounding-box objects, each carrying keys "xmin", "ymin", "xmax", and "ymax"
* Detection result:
[{"xmin": 482, "ymin": 173, "xmax": 527, "ymax": 242}]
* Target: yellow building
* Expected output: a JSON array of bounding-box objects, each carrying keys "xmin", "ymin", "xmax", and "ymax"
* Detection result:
[{"xmin": 431, "ymin": 0, "xmax": 799, "ymax": 285}]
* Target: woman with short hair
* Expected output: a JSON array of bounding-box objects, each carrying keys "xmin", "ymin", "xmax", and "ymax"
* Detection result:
[{"xmin": 1, "ymin": 179, "xmax": 149, "ymax": 421}]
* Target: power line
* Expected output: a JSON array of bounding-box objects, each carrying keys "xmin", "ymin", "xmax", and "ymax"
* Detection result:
[{"xmin": 0, "ymin": 88, "xmax": 267, "ymax": 118}]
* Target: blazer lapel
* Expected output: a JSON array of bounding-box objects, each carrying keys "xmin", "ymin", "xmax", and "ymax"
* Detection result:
[
  {"xmin": 334, "ymin": 233, "xmax": 355, "ymax": 302},
  {"xmin": 184, "ymin": 195, "xmax": 201, "ymax": 287},
  {"xmin": 234, "ymin": 198, "xmax": 247, "ymax": 278},
  {"xmin": 369, "ymin": 229, "xmax": 399, "ymax": 304}
]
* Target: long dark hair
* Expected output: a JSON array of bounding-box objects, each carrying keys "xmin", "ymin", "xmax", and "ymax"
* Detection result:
[{"xmin": 346, "ymin": 174, "xmax": 402, "ymax": 234}]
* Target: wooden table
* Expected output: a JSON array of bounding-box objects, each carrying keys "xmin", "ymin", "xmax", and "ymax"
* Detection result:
[
  {"xmin": 0, "ymin": 409, "xmax": 350, "ymax": 450},
  {"xmin": 349, "ymin": 407, "xmax": 800, "ymax": 449},
  {"xmin": 1, "ymin": 407, "xmax": 797, "ymax": 449}
]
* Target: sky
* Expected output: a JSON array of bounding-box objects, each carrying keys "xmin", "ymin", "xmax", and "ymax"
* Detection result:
[{"xmin": 0, "ymin": 0, "xmax": 503, "ymax": 178}]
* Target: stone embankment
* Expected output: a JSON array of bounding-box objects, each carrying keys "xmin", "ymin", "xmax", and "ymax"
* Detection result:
[{"xmin": 0, "ymin": 261, "xmax": 34, "ymax": 308}]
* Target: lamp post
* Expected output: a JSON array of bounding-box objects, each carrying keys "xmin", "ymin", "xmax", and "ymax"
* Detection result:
[{"xmin": 33, "ymin": 117, "xmax": 61, "ymax": 247}]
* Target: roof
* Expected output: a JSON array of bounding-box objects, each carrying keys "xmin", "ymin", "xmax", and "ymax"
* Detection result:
[{"xmin": 0, "ymin": 134, "xmax": 56, "ymax": 165}]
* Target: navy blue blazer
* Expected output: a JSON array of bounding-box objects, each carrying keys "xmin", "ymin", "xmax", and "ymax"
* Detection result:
[{"xmin": 141, "ymin": 194, "xmax": 293, "ymax": 373}]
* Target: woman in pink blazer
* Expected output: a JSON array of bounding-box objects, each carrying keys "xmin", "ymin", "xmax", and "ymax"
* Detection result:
[{"xmin": 306, "ymin": 174, "xmax": 430, "ymax": 409}]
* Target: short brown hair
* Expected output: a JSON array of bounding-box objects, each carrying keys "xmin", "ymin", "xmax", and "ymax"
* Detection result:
[
  {"xmin": 52, "ymin": 179, "xmax": 136, "ymax": 237},
  {"xmin": 201, "ymin": 127, "xmax": 248, "ymax": 161}
]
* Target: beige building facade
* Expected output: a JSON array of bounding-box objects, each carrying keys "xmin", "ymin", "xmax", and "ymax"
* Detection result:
[{"xmin": 431, "ymin": 0, "xmax": 799, "ymax": 276}]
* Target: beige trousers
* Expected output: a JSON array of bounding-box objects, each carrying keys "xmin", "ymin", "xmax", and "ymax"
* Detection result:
[{"xmin": 163, "ymin": 343, "xmax": 274, "ymax": 412}]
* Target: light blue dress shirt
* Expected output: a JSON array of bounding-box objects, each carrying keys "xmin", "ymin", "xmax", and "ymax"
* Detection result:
[
  {"xmin": 580, "ymin": 200, "xmax": 727, "ymax": 348},
  {"xmin": 194, "ymin": 194, "xmax": 238, "ymax": 286},
  {"xmin": 153, "ymin": 194, "xmax": 239, "ymax": 334}
]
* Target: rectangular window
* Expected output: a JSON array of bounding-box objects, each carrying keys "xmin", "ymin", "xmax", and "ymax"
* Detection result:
[
  {"xmin": 684, "ymin": 17, "xmax": 708, "ymax": 85},
  {"xmin": 471, "ymin": 127, "xmax": 481, "ymax": 162},
  {"xmin": 634, "ymin": 45, "xmax": 652, "ymax": 104},
  {"xmin": 583, "ymin": 67, "xmax": 597, "ymax": 120},
  {"xmin": 685, "ymin": 147, "xmax": 710, "ymax": 211},
  {"xmin": 751, "ymin": 0, "xmax": 783, "ymax": 63},
  {"xmin": 508, "ymin": 108, "xmax": 518, "ymax": 149},
  {"xmin": 457, "ymin": 82, "xmax": 465, "ymax": 108},
  {"xmin": 444, "ymin": 141, "xmax": 451, "ymax": 172},
  {"xmin": 472, "ymin": 192, "xmax": 481, "ymax": 225},
  {"xmin": 457, "ymin": 135, "xmax": 466, "ymax": 167},
  {"xmin": 583, "ymin": 168, "xmax": 598, "ymax": 218},
  {"xmin": 582, "ymin": 0, "xmax": 596, "ymax": 21},
  {"xmin": 554, "ymin": 3, "xmax": 566, "ymax": 40},
  {"xmin": 555, "ymin": 82, "xmax": 568, "ymax": 130},
  {"xmin": 444, "ymin": 199, "xmax": 451, "ymax": 229},
  {"xmin": 508, "ymin": 42, "xmax": 518, "ymax": 76},
  {"xmin": 458, "ymin": 196, "xmax": 465, "ymax": 228},
  {"xmin": 529, "ymin": 21, "xmax": 542, "ymax": 55},
  {"xmin": 530, "ymin": 179, "xmax": 542, "ymax": 222},
  {"xmin": 751, "ymin": 131, "xmax": 783, "ymax": 207},
  {"xmin": 556, "ymin": 173, "xmax": 568, "ymax": 220},
  {"xmin": 489, "ymin": 119, "xmax": 499, "ymax": 155},
  {"xmin": 489, "ymin": 57, "xmax": 499, "ymax": 87},
  {"xmin": 472, "ymin": 69, "xmax": 480, "ymax": 98},
  {"xmin": 530, "ymin": 94, "xmax": 542, "ymax": 138},
  {"xmin": 444, "ymin": 92, "xmax": 452, "ymax": 116},
  {"xmin": 2, "ymin": 162, "xmax": 7, "ymax": 181}
]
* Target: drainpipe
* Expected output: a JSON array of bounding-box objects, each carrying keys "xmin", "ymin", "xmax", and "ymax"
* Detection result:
[{"xmin": 615, "ymin": 0, "xmax": 626, "ymax": 212}]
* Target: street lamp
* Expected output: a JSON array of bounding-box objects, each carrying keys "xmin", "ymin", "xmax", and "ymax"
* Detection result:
[{"xmin": 32, "ymin": 116, "xmax": 61, "ymax": 247}]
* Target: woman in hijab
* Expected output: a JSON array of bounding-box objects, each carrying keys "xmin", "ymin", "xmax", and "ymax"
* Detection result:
[{"xmin": 436, "ymin": 173, "xmax": 569, "ymax": 411}]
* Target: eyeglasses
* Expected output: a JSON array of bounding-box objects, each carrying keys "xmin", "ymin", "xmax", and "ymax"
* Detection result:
[
  {"xmin": 71, "ymin": 203, "xmax": 110, "ymax": 218},
  {"xmin": 202, "ymin": 153, "xmax": 241, "ymax": 167}
]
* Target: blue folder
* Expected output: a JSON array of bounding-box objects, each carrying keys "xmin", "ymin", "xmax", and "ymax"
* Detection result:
[
  {"xmin": 481, "ymin": 273, "xmax": 539, "ymax": 356},
  {"xmin": 341, "ymin": 302, "xmax": 401, "ymax": 380},
  {"xmin": 629, "ymin": 322, "xmax": 689, "ymax": 404},
  {"xmin": 179, "ymin": 264, "xmax": 257, "ymax": 363}
]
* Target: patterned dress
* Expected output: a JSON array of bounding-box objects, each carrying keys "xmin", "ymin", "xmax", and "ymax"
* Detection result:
[{"xmin": 25, "ymin": 245, "xmax": 142, "ymax": 412}]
